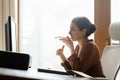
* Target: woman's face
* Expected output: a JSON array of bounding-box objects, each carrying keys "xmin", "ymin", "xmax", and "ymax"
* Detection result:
[{"xmin": 69, "ymin": 23, "xmax": 86, "ymax": 41}]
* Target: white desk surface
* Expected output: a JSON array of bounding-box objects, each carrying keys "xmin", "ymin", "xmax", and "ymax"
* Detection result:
[{"xmin": 0, "ymin": 68, "xmax": 109, "ymax": 80}]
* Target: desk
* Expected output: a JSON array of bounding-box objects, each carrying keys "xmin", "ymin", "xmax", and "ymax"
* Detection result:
[{"xmin": 0, "ymin": 68, "xmax": 108, "ymax": 80}]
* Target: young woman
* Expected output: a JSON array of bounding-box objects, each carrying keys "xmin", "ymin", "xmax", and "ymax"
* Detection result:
[{"xmin": 56, "ymin": 16, "xmax": 105, "ymax": 77}]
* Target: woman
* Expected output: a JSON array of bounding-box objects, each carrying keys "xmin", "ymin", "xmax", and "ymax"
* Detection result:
[{"xmin": 56, "ymin": 16, "xmax": 105, "ymax": 77}]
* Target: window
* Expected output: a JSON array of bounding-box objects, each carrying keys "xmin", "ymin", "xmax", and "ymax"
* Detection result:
[{"xmin": 20, "ymin": 0, "xmax": 94, "ymax": 70}]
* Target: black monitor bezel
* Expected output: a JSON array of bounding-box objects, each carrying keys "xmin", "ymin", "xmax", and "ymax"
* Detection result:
[{"xmin": 5, "ymin": 16, "xmax": 17, "ymax": 52}]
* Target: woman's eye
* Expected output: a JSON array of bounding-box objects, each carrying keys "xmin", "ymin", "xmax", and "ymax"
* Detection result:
[{"xmin": 71, "ymin": 28, "xmax": 75, "ymax": 31}]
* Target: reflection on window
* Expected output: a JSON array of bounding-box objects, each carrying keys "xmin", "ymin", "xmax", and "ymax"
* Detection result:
[{"xmin": 20, "ymin": 0, "xmax": 94, "ymax": 70}]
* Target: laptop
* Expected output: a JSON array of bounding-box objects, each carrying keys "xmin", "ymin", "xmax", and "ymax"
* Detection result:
[{"xmin": 38, "ymin": 68, "xmax": 69, "ymax": 75}]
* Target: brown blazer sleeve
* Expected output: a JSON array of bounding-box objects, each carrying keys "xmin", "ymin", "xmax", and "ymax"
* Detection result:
[{"xmin": 61, "ymin": 54, "xmax": 78, "ymax": 70}]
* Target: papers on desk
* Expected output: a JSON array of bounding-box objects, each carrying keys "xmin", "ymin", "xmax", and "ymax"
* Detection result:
[
  {"xmin": 67, "ymin": 70, "xmax": 109, "ymax": 80},
  {"xmin": 67, "ymin": 70, "xmax": 93, "ymax": 78}
]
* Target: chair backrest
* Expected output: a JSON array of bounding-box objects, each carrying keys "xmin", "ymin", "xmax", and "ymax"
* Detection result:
[
  {"xmin": 101, "ymin": 22, "xmax": 120, "ymax": 80},
  {"xmin": 114, "ymin": 65, "xmax": 120, "ymax": 80}
]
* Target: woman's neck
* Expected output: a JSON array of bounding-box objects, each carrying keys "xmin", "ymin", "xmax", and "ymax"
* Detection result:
[
  {"xmin": 76, "ymin": 38, "xmax": 88, "ymax": 57},
  {"xmin": 77, "ymin": 38, "xmax": 88, "ymax": 47}
]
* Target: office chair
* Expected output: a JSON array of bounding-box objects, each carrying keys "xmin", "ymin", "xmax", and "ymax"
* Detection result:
[
  {"xmin": 101, "ymin": 22, "xmax": 120, "ymax": 80},
  {"xmin": 114, "ymin": 65, "xmax": 120, "ymax": 80}
]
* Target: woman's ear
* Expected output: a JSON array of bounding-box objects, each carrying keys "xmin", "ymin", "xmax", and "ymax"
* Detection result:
[
  {"xmin": 82, "ymin": 29, "xmax": 87, "ymax": 35},
  {"xmin": 81, "ymin": 29, "xmax": 87, "ymax": 38}
]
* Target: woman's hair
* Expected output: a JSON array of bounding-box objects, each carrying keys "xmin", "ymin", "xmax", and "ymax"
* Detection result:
[{"xmin": 71, "ymin": 16, "xmax": 96, "ymax": 37}]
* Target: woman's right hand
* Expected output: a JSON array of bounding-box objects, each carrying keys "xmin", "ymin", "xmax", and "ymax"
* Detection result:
[{"xmin": 56, "ymin": 45, "xmax": 65, "ymax": 56}]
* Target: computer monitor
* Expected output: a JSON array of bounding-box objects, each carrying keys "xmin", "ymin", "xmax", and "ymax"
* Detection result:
[{"xmin": 5, "ymin": 16, "xmax": 17, "ymax": 52}]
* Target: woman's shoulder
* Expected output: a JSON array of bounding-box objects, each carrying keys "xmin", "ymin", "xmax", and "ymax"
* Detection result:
[
  {"xmin": 86, "ymin": 39, "xmax": 100, "ymax": 54},
  {"xmin": 84, "ymin": 39, "xmax": 99, "ymax": 52},
  {"xmin": 75, "ymin": 39, "xmax": 98, "ymax": 51},
  {"xmin": 85, "ymin": 39, "xmax": 95, "ymax": 47}
]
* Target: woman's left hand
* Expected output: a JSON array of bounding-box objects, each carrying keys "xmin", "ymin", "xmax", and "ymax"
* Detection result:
[
  {"xmin": 59, "ymin": 36, "xmax": 73, "ymax": 49},
  {"xmin": 59, "ymin": 36, "xmax": 74, "ymax": 54}
]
